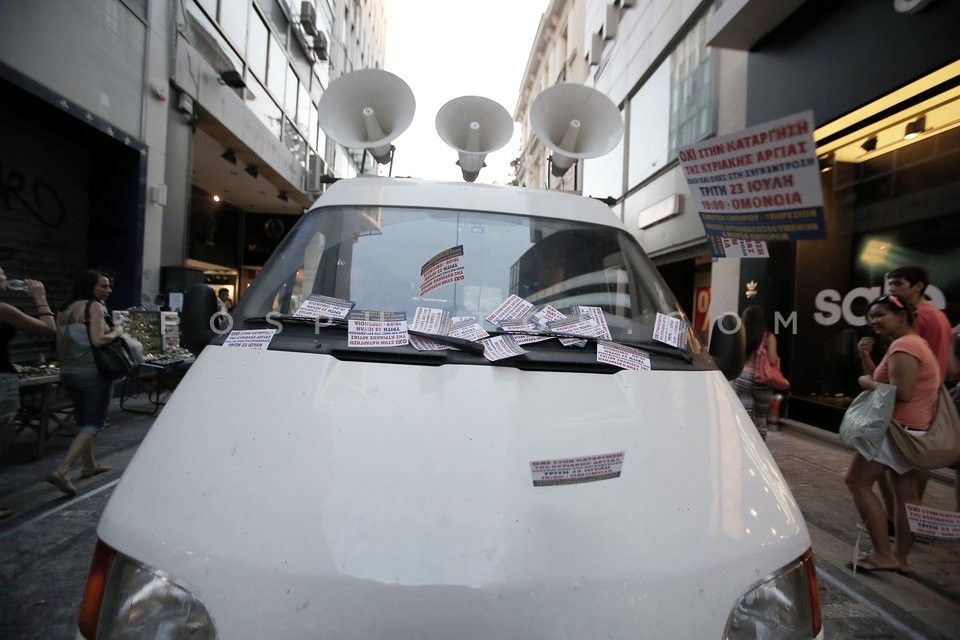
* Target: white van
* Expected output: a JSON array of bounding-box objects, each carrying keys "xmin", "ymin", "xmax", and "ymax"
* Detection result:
[{"xmin": 77, "ymin": 176, "xmax": 821, "ymax": 639}]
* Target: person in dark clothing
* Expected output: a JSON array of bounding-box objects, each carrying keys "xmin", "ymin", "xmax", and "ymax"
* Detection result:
[{"xmin": 0, "ymin": 266, "xmax": 58, "ymax": 517}]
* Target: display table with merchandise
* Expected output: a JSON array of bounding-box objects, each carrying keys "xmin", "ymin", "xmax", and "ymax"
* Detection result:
[
  {"xmin": 113, "ymin": 308, "xmax": 193, "ymax": 415},
  {"xmin": 118, "ymin": 355, "xmax": 194, "ymax": 415},
  {"xmin": 16, "ymin": 367, "xmax": 75, "ymax": 458}
]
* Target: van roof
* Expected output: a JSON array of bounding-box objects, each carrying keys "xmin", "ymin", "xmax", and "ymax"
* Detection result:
[{"xmin": 312, "ymin": 177, "xmax": 623, "ymax": 227}]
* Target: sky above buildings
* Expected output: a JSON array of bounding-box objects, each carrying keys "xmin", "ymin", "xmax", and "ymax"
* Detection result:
[{"xmin": 382, "ymin": 0, "xmax": 550, "ymax": 184}]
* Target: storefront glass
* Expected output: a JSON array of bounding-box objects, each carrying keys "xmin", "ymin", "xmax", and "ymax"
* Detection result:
[{"xmin": 787, "ymin": 71, "xmax": 959, "ymax": 426}]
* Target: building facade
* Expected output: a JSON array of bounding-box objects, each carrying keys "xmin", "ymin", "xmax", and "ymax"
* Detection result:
[
  {"xmin": 516, "ymin": 0, "xmax": 959, "ymax": 430},
  {"xmin": 0, "ymin": 0, "xmax": 384, "ymax": 355},
  {"xmin": 514, "ymin": 0, "xmax": 590, "ymax": 194},
  {"xmin": 515, "ymin": 0, "xmax": 748, "ymax": 343},
  {"xmin": 707, "ymin": 0, "xmax": 960, "ymax": 428}
]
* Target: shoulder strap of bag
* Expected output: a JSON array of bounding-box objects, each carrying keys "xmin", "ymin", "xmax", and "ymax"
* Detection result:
[
  {"xmin": 84, "ymin": 300, "xmax": 111, "ymax": 343},
  {"xmin": 84, "ymin": 300, "xmax": 94, "ymax": 343},
  {"xmin": 755, "ymin": 333, "xmax": 768, "ymax": 364}
]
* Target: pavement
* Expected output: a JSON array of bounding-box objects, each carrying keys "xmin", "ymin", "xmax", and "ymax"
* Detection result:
[
  {"xmin": 1, "ymin": 399, "xmax": 958, "ymax": 638},
  {"xmin": 768, "ymin": 418, "xmax": 960, "ymax": 639}
]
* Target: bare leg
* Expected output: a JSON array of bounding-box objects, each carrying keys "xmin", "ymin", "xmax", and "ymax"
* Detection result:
[
  {"xmin": 79, "ymin": 435, "xmax": 99, "ymax": 473},
  {"xmin": 845, "ymin": 453, "xmax": 899, "ymax": 567},
  {"xmin": 891, "ymin": 470, "xmax": 919, "ymax": 571},
  {"xmin": 46, "ymin": 431, "xmax": 96, "ymax": 494},
  {"xmin": 915, "ymin": 468, "xmax": 929, "ymax": 502},
  {"xmin": 878, "ymin": 472, "xmax": 895, "ymax": 533}
]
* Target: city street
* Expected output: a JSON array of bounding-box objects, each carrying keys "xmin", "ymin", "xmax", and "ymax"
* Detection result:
[{"xmin": 1, "ymin": 400, "xmax": 957, "ymax": 639}]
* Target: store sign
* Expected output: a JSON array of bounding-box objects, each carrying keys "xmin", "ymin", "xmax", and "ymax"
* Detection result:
[
  {"xmin": 813, "ymin": 285, "xmax": 947, "ymax": 326},
  {"xmin": 677, "ymin": 111, "xmax": 827, "ymax": 258},
  {"xmin": 637, "ymin": 194, "xmax": 682, "ymax": 229},
  {"xmin": 694, "ymin": 287, "xmax": 711, "ymax": 333}
]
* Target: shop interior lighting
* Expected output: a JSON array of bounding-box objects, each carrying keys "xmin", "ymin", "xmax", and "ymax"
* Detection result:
[
  {"xmin": 860, "ymin": 136, "xmax": 878, "ymax": 152},
  {"xmin": 244, "ymin": 163, "xmax": 259, "ymax": 178},
  {"xmin": 903, "ymin": 115, "xmax": 926, "ymax": 139},
  {"xmin": 220, "ymin": 149, "xmax": 238, "ymax": 164},
  {"xmin": 212, "ymin": 195, "xmax": 221, "ymax": 203},
  {"xmin": 277, "ymin": 190, "xmax": 289, "ymax": 202},
  {"xmin": 818, "ymin": 153, "xmax": 834, "ymax": 173}
]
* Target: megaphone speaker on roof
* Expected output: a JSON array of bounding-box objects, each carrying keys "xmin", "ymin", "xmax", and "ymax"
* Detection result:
[
  {"xmin": 530, "ymin": 83, "xmax": 623, "ymax": 177},
  {"xmin": 436, "ymin": 96, "xmax": 514, "ymax": 182},
  {"xmin": 318, "ymin": 69, "xmax": 416, "ymax": 165}
]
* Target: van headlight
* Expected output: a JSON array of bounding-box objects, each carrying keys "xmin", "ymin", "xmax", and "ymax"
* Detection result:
[
  {"xmin": 724, "ymin": 549, "xmax": 822, "ymax": 639},
  {"xmin": 79, "ymin": 539, "xmax": 217, "ymax": 639}
]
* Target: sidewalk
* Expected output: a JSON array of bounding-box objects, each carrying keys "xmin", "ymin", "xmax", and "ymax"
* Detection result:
[
  {"xmin": 768, "ymin": 419, "xmax": 960, "ymax": 638},
  {"xmin": 0, "ymin": 397, "xmax": 156, "ymax": 525}
]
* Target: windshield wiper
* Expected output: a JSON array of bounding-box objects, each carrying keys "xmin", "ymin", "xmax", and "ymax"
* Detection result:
[
  {"xmin": 243, "ymin": 315, "xmax": 349, "ymax": 327},
  {"xmin": 490, "ymin": 330, "xmax": 693, "ymax": 363},
  {"xmin": 408, "ymin": 329, "xmax": 485, "ymax": 356},
  {"xmin": 242, "ymin": 317, "xmax": 486, "ymax": 356}
]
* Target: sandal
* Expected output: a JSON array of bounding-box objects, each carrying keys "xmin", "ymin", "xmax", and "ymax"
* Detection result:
[
  {"xmin": 846, "ymin": 557, "xmax": 907, "ymax": 575},
  {"xmin": 80, "ymin": 464, "xmax": 112, "ymax": 479},
  {"xmin": 46, "ymin": 471, "xmax": 77, "ymax": 496}
]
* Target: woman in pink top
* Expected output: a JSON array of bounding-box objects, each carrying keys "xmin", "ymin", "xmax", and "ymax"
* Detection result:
[{"xmin": 845, "ymin": 294, "xmax": 941, "ymax": 574}]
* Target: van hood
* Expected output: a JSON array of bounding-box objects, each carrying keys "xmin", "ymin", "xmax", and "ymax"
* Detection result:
[{"xmin": 100, "ymin": 346, "xmax": 808, "ymax": 638}]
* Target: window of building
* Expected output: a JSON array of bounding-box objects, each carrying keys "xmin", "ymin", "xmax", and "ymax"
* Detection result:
[
  {"xmin": 669, "ymin": 16, "xmax": 714, "ymax": 159},
  {"xmin": 626, "ymin": 11, "xmax": 715, "ymax": 190},
  {"xmin": 248, "ymin": 9, "xmax": 269, "ymax": 81},
  {"xmin": 219, "ymin": 0, "xmax": 250, "ymax": 56},
  {"xmin": 262, "ymin": 0, "xmax": 290, "ymax": 48},
  {"xmin": 627, "ymin": 63, "xmax": 670, "ymax": 187},
  {"xmin": 267, "ymin": 35, "xmax": 286, "ymax": 102},
  {"xmin": 283, "ymin": 118, "xmax": 308, "ymax": 166},
  {"xmin": 285, "ymin": 65, "xmax": 299, "ymax": 118},
  {"xmin": 246, "ymin": 76, "xmax": 283, "ymax": 139},
  {"xmin": 297, "ymin": 80, "xmax": 311, "ymax": 137}
]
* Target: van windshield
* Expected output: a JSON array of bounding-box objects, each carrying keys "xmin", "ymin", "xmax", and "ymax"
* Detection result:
[{"xmin": 236, "ymin": 205, "xmax": 699, "ymax": 352}]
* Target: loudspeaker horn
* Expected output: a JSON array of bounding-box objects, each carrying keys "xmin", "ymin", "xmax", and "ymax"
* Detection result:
[
  {"xmin": 317, "ymin": 69, "xmax": 416, "ymax": 164},
  {"xmin": 436, "ymin": 96, "xmax": 514, "ymax": 182},
  {"xmin": 530, "ymin": 83, "xmax": 623, "ymax": 177}
]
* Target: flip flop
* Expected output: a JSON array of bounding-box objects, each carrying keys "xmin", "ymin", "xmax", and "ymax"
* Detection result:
[
  {"xmin": 46, "ymin": 472, "xmax": 77, "ymax": 496},
  {"xmin": 0, "ymin": 507, "xmax": 12, "ymax": 519},
  {"xmin": 80, "ymin": 465, "xmax": 112, "ymax": 479},
  {"xmin": 845, "ymin": 559, "xmax": 907, "ymax": 575}
]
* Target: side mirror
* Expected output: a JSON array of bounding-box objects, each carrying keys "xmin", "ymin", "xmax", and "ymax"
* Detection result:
[
  {"xmin": 181, "ymin": 285, "xmax": 218, "ymax": 355},
  {"xmin": 709, "ymin": 313, "xmax": 745, "ymax": 381}
]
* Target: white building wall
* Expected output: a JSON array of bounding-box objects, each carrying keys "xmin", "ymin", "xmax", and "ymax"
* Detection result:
[
  {"xmin": 0, "ymin": 0, "xmax": 147, "ymax": 139},
  {"xmin": 142, "ymin": 0, "xmax": 174, "ymax": 302}
]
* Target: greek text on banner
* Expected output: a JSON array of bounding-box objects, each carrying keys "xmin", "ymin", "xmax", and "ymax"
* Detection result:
[{"xmin": 677, "ymin": 110, "xmax": 827, "ymax": 254}]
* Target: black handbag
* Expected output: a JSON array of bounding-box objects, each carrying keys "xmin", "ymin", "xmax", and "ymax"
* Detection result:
[{"xmin": 85, "ymin": 300, "xmax": 137, "ymax": 379}]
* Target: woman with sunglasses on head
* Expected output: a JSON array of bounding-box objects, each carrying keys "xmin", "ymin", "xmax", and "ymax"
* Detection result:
[{"xmin": 845, "ymin": 294, "xmax": 942, "ymax": 574}]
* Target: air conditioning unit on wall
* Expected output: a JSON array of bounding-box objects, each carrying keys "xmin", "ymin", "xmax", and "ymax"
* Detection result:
[
  {"xmin": 313, "ymin": 31, "xmax": 329, "ymax": 61},
  {"xmin": 305, "ymin": 154, "xmax": 326, "ymax": 192},
  {"xmin": 300, "ymin": 2, "xmax": 318, "ymax": 36}
]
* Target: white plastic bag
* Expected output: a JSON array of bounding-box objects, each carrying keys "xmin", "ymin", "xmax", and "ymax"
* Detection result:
[{"xmin": 839, "ymin": 382, "xmax": 896, "ymax": 460}]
